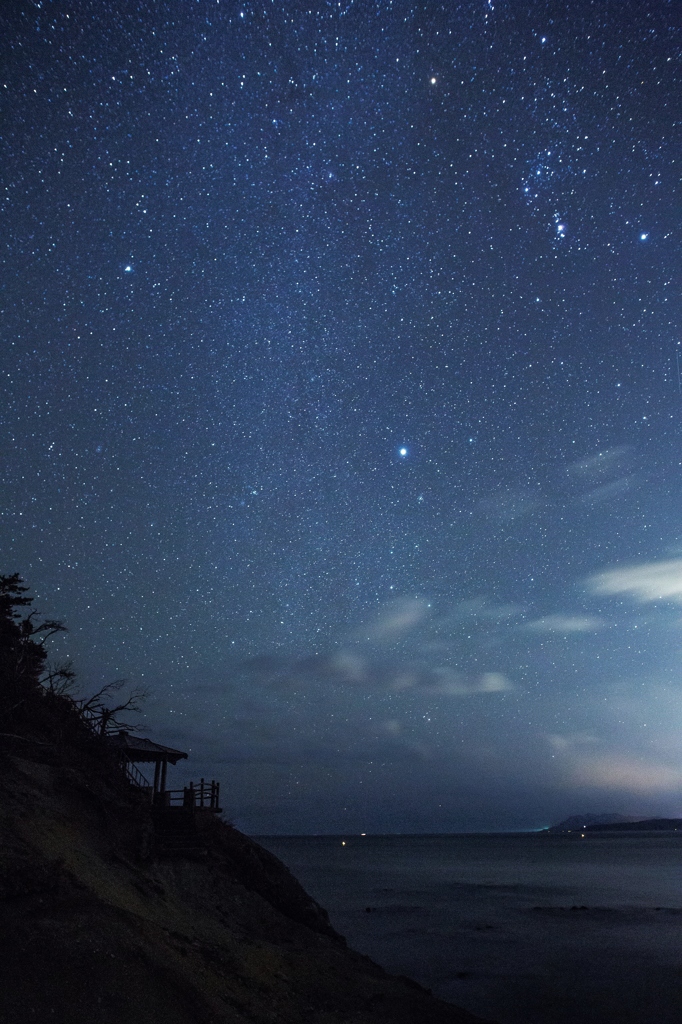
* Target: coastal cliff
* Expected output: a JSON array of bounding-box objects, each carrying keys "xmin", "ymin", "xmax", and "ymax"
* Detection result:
[{"xmin": 0, "ymin": 728, "xmax": 489, "ymax": 1024}]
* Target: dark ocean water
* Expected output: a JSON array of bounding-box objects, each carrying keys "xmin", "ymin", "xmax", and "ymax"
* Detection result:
[{"xmin": 258, "ymin": 832, "xmax": 682, "ymax": 1024}]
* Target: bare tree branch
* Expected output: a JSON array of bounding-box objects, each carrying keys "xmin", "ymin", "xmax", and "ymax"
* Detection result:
[
  {"xmin": 77, "ymin": 680, "xmax": 148, "ymax": 735},
  {"xmin": 41, "ymin": 660, "xmax": 77, "ymax": 696}
]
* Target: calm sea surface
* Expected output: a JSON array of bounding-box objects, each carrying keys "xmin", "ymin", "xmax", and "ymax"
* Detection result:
[{"xmin": 258, "ymin": 832, "xmax": 682, "ymax": 1024}]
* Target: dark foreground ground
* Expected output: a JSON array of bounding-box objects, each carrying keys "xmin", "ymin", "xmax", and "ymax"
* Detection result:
[{"xmin": 0, "ymin": 734, "xmax": 491, "ymax": 1024}]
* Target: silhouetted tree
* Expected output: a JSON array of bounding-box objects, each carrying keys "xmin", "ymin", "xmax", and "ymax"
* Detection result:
[
  {"xmin": 0, "ymin": 573, "xmax": 67, "ymax": 727},
  {"xmin": 77, "ymin": 677, "xmax": 148, "ymax": 735},
  {"xmin": 0, "ymin": 573, "xmax": 145, "ymax": 739}
]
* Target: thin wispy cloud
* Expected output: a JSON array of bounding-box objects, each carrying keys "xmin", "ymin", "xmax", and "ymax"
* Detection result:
[
  {"xmin": 589, "ymin": 558, "xmax": 682, "ymax": 604},
  {"xmin": 237, "ymin": 649, "xmax": 513, "ymax": 698},
  {"xmin": 567, "ymin": 446, "xmax": 632, "ymax": 481},
  {"xmin": 579, "ymin": 476, "xmax": 636, "ymax": 505},
  {"xmin": 425, "ymin": 668, "xmax": 513, "ymax": 696},
  {"xmin": 526, "ymin": 614, "xmax": 604, "ymax": 634},
  {"xmin": 546, "ymin": 732, "xmax": 598, "ymax": 752},
  {"xmin": 355, "ymin": 596, "xmax": 431, "ymax": 642},
  {"xmin": 564, "ymin": 447, "xmax": 637, "ymax": 506}
]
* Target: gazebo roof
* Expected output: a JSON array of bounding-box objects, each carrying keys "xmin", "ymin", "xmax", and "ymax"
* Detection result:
[{"xmin": 105, "ymin": 730, "xmax": 188, "ymax": 764}]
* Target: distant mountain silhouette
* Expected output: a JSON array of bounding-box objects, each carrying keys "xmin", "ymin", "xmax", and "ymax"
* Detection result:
[
  {"xmin": 584, "ymin": 817, "xmax": 682, "ymax": 832},
  {"xmin": 548, "ymin": 813, "xmax": 643, "ymax": 833}
]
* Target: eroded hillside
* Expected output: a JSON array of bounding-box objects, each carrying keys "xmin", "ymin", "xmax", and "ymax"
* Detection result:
[{"xmin": 0, "ymin": 733, "xmax": 489, "ymax": 1024}]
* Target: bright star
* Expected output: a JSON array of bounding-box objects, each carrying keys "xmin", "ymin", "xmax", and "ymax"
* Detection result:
[
  {"xmin": 640, "ymin": 232, "xmax": 649, "ymax": 241},
  {"xmin": 399, "ymin": 447, "xmax": 408, "ymax": 458},
  {"xmin": 430, "ymin": 77, "xmax": 437, "ymax": 85},
  {"xmin": 124, "ymin": 264, "xmax": 133, "ymax": 272}
]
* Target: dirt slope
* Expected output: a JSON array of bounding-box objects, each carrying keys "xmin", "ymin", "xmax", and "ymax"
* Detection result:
[{"xmin": 0, "ymin": 736, "xmax": 492, "ymax": 1024}]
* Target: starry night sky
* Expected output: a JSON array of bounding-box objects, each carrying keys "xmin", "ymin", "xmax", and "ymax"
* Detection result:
[{"xmin": 2, "ymin": 0, "xmax": 682, "ymax": 833}]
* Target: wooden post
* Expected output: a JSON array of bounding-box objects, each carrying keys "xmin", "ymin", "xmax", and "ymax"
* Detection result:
[
  {"xmin": 153, "ymin": 760, "xmax": 161, "ymax": 794},
  {"xmin": 160, "ymin": 757, "xmax": 168, "ymax": 794},
  {"xmin": 200, "ymin": 777, "xmax": 205, "ymax": 808}
]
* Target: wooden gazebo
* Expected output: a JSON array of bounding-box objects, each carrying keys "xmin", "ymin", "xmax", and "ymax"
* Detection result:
[
  {"xmin": 106, "ymin": 730, "xmax": 220, "ymax": 811},
  {"xmin": 106, "ymin": 730, "xmax": 188, "ymax": 798}
]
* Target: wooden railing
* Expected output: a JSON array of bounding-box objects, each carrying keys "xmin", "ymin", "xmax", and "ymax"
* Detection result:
[
  {"xmin": 58, "ymin": 700, "xmax": 220, "ymax": 809},
  {"xmin": 162, "ymin": 779, "xmax": 221, "ymax": 811},
  {"xmin": 123, "ymin": 760, "xmax": 151, "ymax": 789}
]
